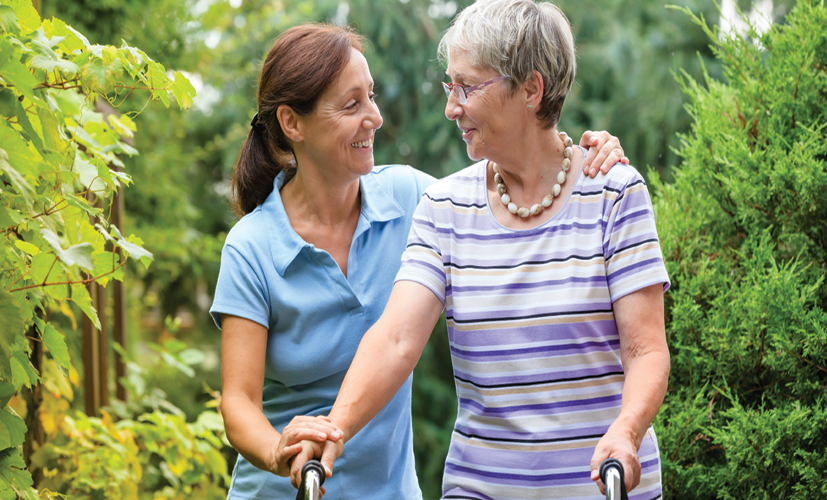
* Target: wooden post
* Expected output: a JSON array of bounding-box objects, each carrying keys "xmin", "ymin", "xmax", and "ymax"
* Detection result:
[
  {"xmin": 82, "ymin": 285, "xmax": 100, "ymax": 416},
  {"xmin": 112, "ymin": 181, "xmax": 127, "ymax": 402},
  {"xmin": 95, "ymin": 282, "xmax": 109, "ymax": 408},
  {"xmin": 23, "ymin": 324, "xmax": 44, "ymax": 487}
]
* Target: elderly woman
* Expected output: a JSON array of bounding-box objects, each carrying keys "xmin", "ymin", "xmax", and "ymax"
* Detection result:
[
  {"xmin": 309, "ymin": 1, "xmax": 670, "ymax": 499},
  {"xmin": 211, "ymin": 21, "xmax": 627, "ymax": 500}
]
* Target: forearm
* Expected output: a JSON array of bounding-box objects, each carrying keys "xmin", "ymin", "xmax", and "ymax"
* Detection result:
[
  {"xmin": 329, "ymin": 315, "xmax": 425, "ymax": 441},
  {"xmin": 329, "ymin": 281, "xmax": 443, "ymax": 442},
  {"xmin": 222, "ymin": 394, "xmax": 280, "ymax": 472},
  {"xmin": 614, "ymin": 349, "xmax": 670, "ymax": 448}
]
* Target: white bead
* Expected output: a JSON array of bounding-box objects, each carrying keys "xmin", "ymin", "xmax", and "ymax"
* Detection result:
[
  {"xmin": 542, "ymin": 195, "xmax": 553, "ymax": 207},
  {"xmin": 508, "ymin": 202, "xmax": 518, "ymax": 214},
  {"xmin": 492, "ymin": 163, "xmax": 500, "ymax": 174},
  {"xmin": 517, "ymin": 207, "xmax": 530, "ymax": 218},
  {"xmin": 530, "ymin": 204, "xmax": 542, "ymax": 215},
  {"xmin": 564, "ymin": 137, "xmax": 573, "ymax": 147},
  {"xmin": 557, "ymin": 171, "xmax": 566, "ymax": 184},
  {"xmin": 562, "ymin": 158, "xmax": 571, "ymax": 171},
  {"xmin": 553, "ymin": 183, "xmax": 561, "ymax": 196},
  {"xmin": 564, "ymin": 147, "xmax": 572, "ymax": 159},
  {"xmin": 494, "ymin": 173, "xmax": 503, "ymax": 184},
  {"xmin": 501, "ymin": 193, "xmax": 511, "ymax": 205}
]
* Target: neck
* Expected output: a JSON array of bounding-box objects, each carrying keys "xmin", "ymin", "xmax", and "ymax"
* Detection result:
[
  {"xmin": 281, "ymin": 160, "xmax": 361, "ymax": 227},
  {"xmin": 494, "ymin": 127, "xmax": 566, "ymax": 194}
]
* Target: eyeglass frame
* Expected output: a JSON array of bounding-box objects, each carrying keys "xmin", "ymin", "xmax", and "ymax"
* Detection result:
[{"xmin": 442, "ymin": 75, "xmax": 509, "ymax": 104}]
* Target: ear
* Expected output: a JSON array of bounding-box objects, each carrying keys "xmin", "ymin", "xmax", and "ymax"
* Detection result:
[
  {"xmin": 276, "ymin": 104, "xmax": 302, "ymax": 142},
  {"xmin": 524, "ymin": 70, "xmax": 544, "ymax": 109}
]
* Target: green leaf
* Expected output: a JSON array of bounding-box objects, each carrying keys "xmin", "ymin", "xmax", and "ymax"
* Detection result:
[
  {"xmin": 36, "ymin": 103, "xmax": 68, "ymax": 152},
  {"xmin": 40, "ymin": 229, "xmax": 94, "ymax": 271},
  {"xmin": 0, "ymin": 448, "xmax": 33, "ymax": 497},
  {"xmin": 0, "ymin": 89, "xmax": 42, "ymax": 152},
  {"xmin": 171, "ymin": 71, "xmax": 196, "ymax": 110},
  {"xmin": 70, "ymin": 284, "xmax": 99, "ymax": 329},
  {"xmin": 0, "ymin": 382, "xmax": 13, "ymax": 409},
  {"xmin": 42, "ymin": 18, "xmax": 87, "ymax": 53},
  {"xmin": 41, "ymin": 323, "xmax": 69, "ymax": 372},
  {"xmin": 30, "ymin": 55, "xmax": 79, "ymax": 77},
  {"xmin": 0, "ymin": 6, "xmax": 18, "ymax": 34},
  {"xmin": 0, "ymin": 289, "xmax": 22, "ymax": 380},
  {"xmin": 80, "ymin": 55, "xmax": 122, "ymax": 95},
  {"xmin": 93, "ymin": 252, "xmax": 123, "ymax": 282},
  {"xmin": 0, "ymin": 149, "xmax": 33, "ymax": 209},
  {"xmin": 115, "ymin": 234, "xmax": 153, "ymax": 268},
  {"xmin": 9, "ymin": 351, "xmax": 36, "ymax": 389},
  {"xmin": 12, "ymin": 240, "xmax": 37, "ymax": 256},
  {"xmin": 0, "ymin": 117, "xmax": 42, "ymax": 178},
  {"xmin": 0, "ymin": 408, "xmax": 26, "ymax": 451},
  {"xmin": 28, "ymin": 252, "xmax": 55, "ymax": 284},
  {"xmin": 3, "ymin": 0, "xmax": 40, "ymax": 34},
  {"xmin": 0, "ymin": 38, "xmax": 37, "ymax": 104}
]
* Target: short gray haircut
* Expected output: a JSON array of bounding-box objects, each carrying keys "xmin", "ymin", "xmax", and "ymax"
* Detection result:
[{"xmin": 438, "ymin": 0, "xmax": 576, "ymax": 129}]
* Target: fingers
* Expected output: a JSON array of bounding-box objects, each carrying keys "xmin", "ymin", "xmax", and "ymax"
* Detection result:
[
  {"xmin": 282, "ymin": 425, "xmax": 341, "ymax": 445},
  {"xmin": 596, "ymin": 147, "xmax": 627, "ymax": 175},
  {"xmin": 320, "ymin": 439, "xmax": 343, "ymax": 479},
  {"xmin": 579, "ymin": 130, "xmax": 624, "ymax": 178},
  {"xmin": 290, "ymin": 444, "xmax": 316, "ymax": 488},
  {"xmin": 285, "ymin": 416, "xmax": 343, "ymax": 441}
]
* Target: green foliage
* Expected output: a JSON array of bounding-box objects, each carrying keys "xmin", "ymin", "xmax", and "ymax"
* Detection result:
[
  {"xmin": 650, "ymin": 1, "xmax": 827, "ymax": 497},
  {"xmin": 0, "ymin": 0, "xmax": 203, "ymax": 496}
]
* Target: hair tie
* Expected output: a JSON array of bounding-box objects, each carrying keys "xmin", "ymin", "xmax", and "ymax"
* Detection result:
[{"xmin": 250, "ymin": 112, "xmax": 261, "ymax": 128}]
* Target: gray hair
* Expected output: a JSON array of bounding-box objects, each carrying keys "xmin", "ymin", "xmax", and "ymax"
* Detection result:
[{"xmin": 438, "ymin": 0, "xmax": 576, "ymax": 129}]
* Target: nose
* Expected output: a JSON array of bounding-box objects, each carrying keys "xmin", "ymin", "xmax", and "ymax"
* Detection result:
[
  {"xmin": 445, "ymin": 91, "xmax": 463, "ymax": 121},
  {"xmin": 365, "ymin": 99, "xmax": 383, "ymax": 130}
]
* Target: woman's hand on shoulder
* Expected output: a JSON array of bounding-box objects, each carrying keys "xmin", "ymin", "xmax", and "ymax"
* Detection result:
[
  {"xmin": 589, "ymin": 423, "xmax": 641, "ymax": 495},
  {"xmin": 579, "ymin": 130, "xmax": 629, "ymax": 178},
  {"xmin": 269, "ymin": 415, "xmax": 342, "ymax": 478}
]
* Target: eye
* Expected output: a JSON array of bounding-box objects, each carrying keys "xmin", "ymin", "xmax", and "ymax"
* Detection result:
[
  {"xmin": 346, "ymin": 100, "xmax": 358, "ymax": 110},
  {"xmin": 369, "ymin": 92, "xmax": 377, "ymax": 102}
]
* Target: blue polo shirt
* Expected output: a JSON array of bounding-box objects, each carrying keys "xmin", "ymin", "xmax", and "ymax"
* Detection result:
[{"xmin": 211, "ymin": 165, "xmax": 435, "ymax": 500}]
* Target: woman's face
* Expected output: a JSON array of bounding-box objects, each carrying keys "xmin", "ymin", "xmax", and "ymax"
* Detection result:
[
  {"xmin": 298, "ymin": 48, "xmax": 383, "ymax": 181},
  {"xmin": 444, "ymin": 51, "xmax": 522, "ymax": 163}
]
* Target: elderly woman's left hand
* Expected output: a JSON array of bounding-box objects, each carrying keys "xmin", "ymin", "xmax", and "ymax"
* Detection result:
[
  {"xmin": 580, "ymin": 130, "xmax": 628, "ymax": 178},
  {"xmin": 589, "ymin": 423, "xmax": 641, "ymax": 495}
]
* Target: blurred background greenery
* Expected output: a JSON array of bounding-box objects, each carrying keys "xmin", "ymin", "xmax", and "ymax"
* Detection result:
[{"xmin": 43, "ymin": 0, "xmax": 797, "ymax": 498}]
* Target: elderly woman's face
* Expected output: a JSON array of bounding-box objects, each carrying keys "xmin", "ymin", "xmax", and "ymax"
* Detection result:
[
  {"xmin": 298, "ymin": 48, "xmax": 383, "ymax": 179},
  {"xmin": 444, "ymin": 51, "xmax": 523, "ymax": 163}
]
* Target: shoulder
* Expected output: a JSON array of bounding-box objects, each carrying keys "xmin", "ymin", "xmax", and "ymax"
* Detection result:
[
  {"xmin": 222, "ymin": 208, "xmax": 270, "ymax": 258},
  {"xmin": 580, "ymin": 162, "xmax": 648, "ymax": 200}
]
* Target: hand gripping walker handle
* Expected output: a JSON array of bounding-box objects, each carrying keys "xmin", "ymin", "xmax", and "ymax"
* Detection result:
[
  {"xmin": 295, "ymin": 459, "xmax": 326, "ymax": 500},
  {"xmin": 599, "ymin": 458, "xmax": 629, "ymax": 500}
]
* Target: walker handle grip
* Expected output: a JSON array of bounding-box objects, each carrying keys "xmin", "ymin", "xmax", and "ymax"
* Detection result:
[
  {"xmin": 599, "ymin": 458, "xmax": 629, "ymax": 500},
  {"xmin": 295, "ymin": 459, "xmax": 325, "ymax": 500}
]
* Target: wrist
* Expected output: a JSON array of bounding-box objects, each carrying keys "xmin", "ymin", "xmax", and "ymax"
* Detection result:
[{"xmin": 608, "ymin": 414, "xmax": 646, "ymax": 448}]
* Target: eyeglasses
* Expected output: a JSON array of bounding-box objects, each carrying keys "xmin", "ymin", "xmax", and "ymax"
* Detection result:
[{"xmin": 442, "ymin": 75, "xmax": 508, "ymax": 104}]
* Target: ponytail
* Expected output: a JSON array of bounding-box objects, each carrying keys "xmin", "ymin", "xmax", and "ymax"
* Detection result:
[
  {"xmin": 229, "ymin": 23, "xmax": 365, "ymax": 217},
  {"xmin": 231, "ymin": 119, "xmax": 294, "ymax": 217}
]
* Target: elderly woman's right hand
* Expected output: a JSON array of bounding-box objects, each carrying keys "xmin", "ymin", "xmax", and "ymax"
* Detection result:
[
  {"xmin": 290, "ymin": 436, "xmax": 344, "ymax": 492},
  {"xmin": 269, "ymin": 415, "xmax": 342, "ymax": 478}
]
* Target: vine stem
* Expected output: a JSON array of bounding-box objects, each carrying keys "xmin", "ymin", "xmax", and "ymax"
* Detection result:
[{"xmin": 7, "ymin": 259, "xmax": 126, "ymax": 293}]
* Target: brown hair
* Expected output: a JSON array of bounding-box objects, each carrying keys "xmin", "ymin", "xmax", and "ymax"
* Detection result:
[{"xmin": 231, "ymin": 24, "xmax": 365, "ymax": 216}]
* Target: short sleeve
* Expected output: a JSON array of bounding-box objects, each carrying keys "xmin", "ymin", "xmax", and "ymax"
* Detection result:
[
  {"xmin": 394, "ymin": 195, "xmax": 447, "ymax": 303},
  {"xmin": 603, "ymin": 172, "xmax": 671, "ymax": 303},
  {"xmin": 210, "ymin": 244, "xmax": 270, "ymax": 329},
  {"xmin": 411, "ymin": 167, "xmax": 437, "ymax": 198}
]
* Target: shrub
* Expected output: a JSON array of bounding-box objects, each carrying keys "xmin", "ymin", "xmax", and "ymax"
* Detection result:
[{"xmin": 651, "ymin": 1, "xmax": 827, "ymax": 498}]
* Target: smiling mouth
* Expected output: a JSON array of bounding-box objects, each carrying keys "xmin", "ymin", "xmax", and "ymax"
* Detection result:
[{"xmin": 350, "ymin": 138, "xmax": 373, "ymax": 148}]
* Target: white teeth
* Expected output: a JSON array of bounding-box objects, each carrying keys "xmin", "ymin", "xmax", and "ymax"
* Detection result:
[{"xmin": 350, "ymin": 139, "xmax": 372, "ymax": 148}]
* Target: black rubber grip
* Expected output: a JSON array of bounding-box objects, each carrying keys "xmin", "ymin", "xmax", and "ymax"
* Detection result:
[
  {"xmin": 295, "ymin": 460, "xmax": 326, "ymax": 500},
  {"xmin": 599, "ymin": 458, "xmax": 629, "ymax": 500}
]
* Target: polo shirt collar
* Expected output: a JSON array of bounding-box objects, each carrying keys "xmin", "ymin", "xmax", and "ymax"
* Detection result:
[{"xmin": 265, "ymin": 169, "xmax": 405, "ymax": 276}]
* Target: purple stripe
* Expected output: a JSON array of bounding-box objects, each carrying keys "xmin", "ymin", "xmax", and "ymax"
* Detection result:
[
  {"xmin": 459, "ymin": 394, "xmax": 622, "ymax": 415},
  {"xmin": 450, "ymin": 340, "xmax": 619, "ymax": 359},
  {"xmin": 445, "ymin": 462, "xmax": 591, "ymax": 485},
  {"xmin": 607, "ymin": 257, "xmax": 663, "ymax": 282},
  {"xmin": 448, "ymin": 320, "xmax": 619, "ymax": 347},
  {"xmin": 449, "ymin": 275, "xmax": 607, "ymax": 294}
]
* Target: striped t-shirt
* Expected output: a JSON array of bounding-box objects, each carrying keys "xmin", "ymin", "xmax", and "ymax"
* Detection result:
[{"xmin": 396, "ymin": 159, "xmax": 670, "ymax": 500}]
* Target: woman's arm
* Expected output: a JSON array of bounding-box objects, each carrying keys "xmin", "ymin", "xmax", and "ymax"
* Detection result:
[
  {"xmin": 220, "ymin": 315, "xmax": 342, "ymax": 476},
  {"xmin": 589, "ymin": 283, "xmax": 670, "ymax": 493},
  {"xmin": 289, "ymin": 281, "xmax": 444, "ymax": 486}
]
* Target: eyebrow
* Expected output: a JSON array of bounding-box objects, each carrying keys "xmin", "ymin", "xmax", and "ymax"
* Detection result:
[{"xmin": 345, "ymin": 82, "xmax": 375, "ymax": 94}]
